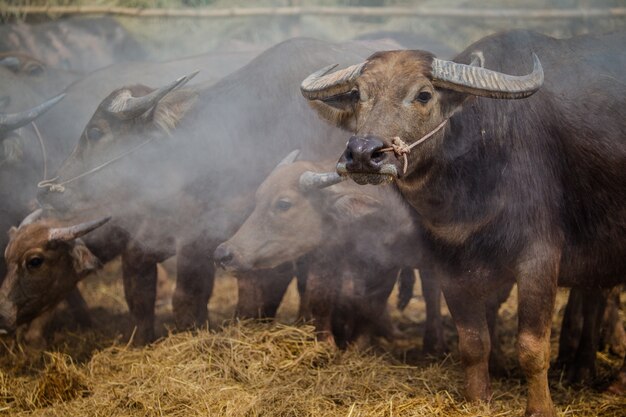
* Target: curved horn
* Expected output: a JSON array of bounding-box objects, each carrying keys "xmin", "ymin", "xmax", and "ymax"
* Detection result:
[
  {"xmin": 301, "ymin": 62, "xmax": 365, "ymax": 101},
  {"xmin": 0, "ymin": 93, "xmax": 65, "ymax": 135},
  {"xmin": 431, "ymin": 53, "xmax": 543, "ymax": 99},
  {"xmin": 48, "ymin": 217, "xmax": 111, "ymax": 242},
  {"xmin": 107, "ymin": 71, "xmax": 199, "ymax": 120},
  {"xmin": 299, "ymin": 171, "xmax": 346, "ymax": 192},
  {"xmin": 18, "ymin": 209, "xmax": 44, "ymax": 228},
  {"xmin": 268, "ymin": 149, "xmax": 300, "ymax": 177},
  {"xmin": 276, "ymin": 150, "xmax": 300, "ymax": 168}
]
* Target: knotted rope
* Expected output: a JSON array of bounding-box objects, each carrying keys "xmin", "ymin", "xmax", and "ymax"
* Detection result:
[{"xmin": 379, "ymin": 118, "xmax": 448, "ymax": 175}]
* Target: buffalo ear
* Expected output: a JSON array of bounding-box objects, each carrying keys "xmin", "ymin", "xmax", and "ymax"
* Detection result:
[
  {"xmin": 306, "ymin": 93, "xmax": 357, "ymax": 132},
  {"xmin": 71, "ymin": 242, "xmax": 101, "ymax": 275},
  {"xmin": 328, "ymin": 193, "xmax": 381, "ymax": 223},
  {"xmin": 151, "ymin": 89, "xmax": 198, "ymax": 134}
]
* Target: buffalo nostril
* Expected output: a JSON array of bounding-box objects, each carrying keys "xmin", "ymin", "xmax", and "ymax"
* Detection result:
[
  {"xmin": 344, "ymin": 148, "xmax": 354, "ymax": 163},
  {"xmin": 371, "ymin": 149, "xmax": 385, "ymax": 163},
  {"xmin": 214, "ymin": 245, "xmax": 234, "ymax": 268}
]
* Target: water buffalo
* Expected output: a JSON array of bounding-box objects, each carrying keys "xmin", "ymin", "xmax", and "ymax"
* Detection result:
[
  {"xmin": 0, "ymin": 17, "xmax": 146, "ymax": 72},
  {"xmin": 0, "ymin": 211, "xmax": 109, "ymax": 334},
  {"xmin": 0, "ymin": 69, "xmax": 65, "ymax": 276},
  {"xmin": 0, "ymin": 52, "xmax": 82, "ymax": 98},
  {"xmin": 27, "ymin": 38, "xmax": 404, "ymax": 344},
  {"xmin": 214, "ymin": 152, "xmax": 444, "ymax": 351},
  {"xmin": 300, "ymin": 30, "xmax": 626, "ymax": 416}
]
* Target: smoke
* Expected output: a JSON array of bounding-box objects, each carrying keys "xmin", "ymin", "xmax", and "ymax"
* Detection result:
[{"xmin": 1, "ymin": 0, "xmax": 625, "ymax": 323}]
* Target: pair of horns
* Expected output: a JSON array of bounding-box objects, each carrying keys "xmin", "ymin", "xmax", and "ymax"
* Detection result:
[
  {"xmin": 301, "ymin": 53, "xmax": 543, "ymax": 101},
  {"xmin": 19, "ymin": 209, "xmax": 111, "ymax": 243},
  {"xmin": 271, "ymin": 150, "xmax": 346, "ymax": 192},
  {"xmin": 106, "ymin": 71, "xmax": 199, "ymax": 120},
  {"xmin": 0, "ymin": 94, "xmax": 65, "ymax": 135}
]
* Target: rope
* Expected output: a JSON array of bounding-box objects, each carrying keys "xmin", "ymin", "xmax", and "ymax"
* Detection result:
[
  {"xmin": 380, "ymin": 118, "xmax": 448, "ymax": 175},
  {"xmin": 31, "ymin": 121, "xmax": 47, "ymax": 181},
  {"xmin": 38, "ymin": 137, "xmax": 155, "ymax": 193}
]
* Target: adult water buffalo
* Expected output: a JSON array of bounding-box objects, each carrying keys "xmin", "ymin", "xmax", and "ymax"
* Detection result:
[
  {"xmin": 0, "ymin": 67, "xmax": 66, "ymax": 276},
  {"xmin": 27, "ymin": 38, "xmax": 402, "ymax": 344},
  {"xmin": 300, "ymin": 30, "xmax": 626, "ymax": 416},
  {"xmin": 215, "ymin": 152, "xmax": 444, "ymax": 352},
  {"xmin": 0, "ymin": 52, "xmax": 82, "ymax": 98},
  {"xmin": 0, "ymin": 17, "xmax": 146, "ymax": 72}
]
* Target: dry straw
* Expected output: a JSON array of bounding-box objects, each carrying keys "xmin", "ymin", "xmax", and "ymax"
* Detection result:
[{"xmin": 0, "ymin": 319, "xmax": 623, "ymax": 416}]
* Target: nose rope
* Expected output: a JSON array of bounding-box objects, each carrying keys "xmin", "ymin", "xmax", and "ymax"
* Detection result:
[
  {"xmin": 31, "ymin": 121, "xmax": 47, "ymax": 181},
  {"xmin": 37, "ymin": 137, "xmax": 155, "ymax": 193},
  {"xmin": 379, "ymin": 118, "xmax": 449, "ymax": 175}
]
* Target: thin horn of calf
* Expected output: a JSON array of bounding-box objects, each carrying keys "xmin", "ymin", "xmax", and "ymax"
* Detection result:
[
  {"xmin": 107, "ymin": 71, "xmax": 199, "ymax": 120},
  {"xmin": 18, "ymin": 209, "xmax": 44, "ymax": 228},
  {"xmin": 0, "ymin": 93, "xmax": 65, "ymax": 134},
  {"xmin": 301, "ymin": 62, "xmax": 365, "ymax": 101},
  {"xmin": 431, "ymin": 53, "xmax": 543, "ymax": 99},
  {"xmin": 48, "ymin": 217, "xmax": 111, "ymax": 242},
  {"xmin": 299, "ymin": 171, "xmax": 346, "ymax": 192}
]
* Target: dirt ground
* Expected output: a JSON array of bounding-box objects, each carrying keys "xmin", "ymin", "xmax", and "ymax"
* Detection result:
[{"xmin": 0, "ymin": 259, "xmax": 624, "ymax": 416}]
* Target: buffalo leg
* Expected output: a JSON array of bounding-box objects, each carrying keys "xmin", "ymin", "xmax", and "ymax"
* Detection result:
[
  {"xmin": 307, "ymin": 268, "xmax": 338, "ymax": 345},
  {"xmin": 173, "ymin": 238, "xmax": 214, "ymax": 330},
  {"xmin": 397, "ymin": 268, "xmax": 415, "ymax": 311},
  {"xmin": 557, "ymin": 288, "xmax": 584, "ymax": 369},
  {"xmin": 235, "ymin": 263, "xmax": 293, "ymax": 319},
  {"xmin": 487, "ymin": 281, "xmax": 514, "ymax": 376},
  {"xmin": 516, "ymin": 249, "xmax": 559, "ymax": 417},
  {"xmin": 600, "ymin": 286, "xmax": 626, "ymax": 357},
  {"xmin": 296, "ymin": 259, "xmax": 310, "ymax": 320},
  {"xmin": 566, "ymin": 288, "xmax": 607, "ymax": 384},
  {"xmin": 350, "ymin": 267, "xmax": 397, "ymax": 347},
  {"xmin": 420, "ymin": 267, "xmax": 445, "ymax": 355},
  {"xmin": 121, "ymin": 246, "xmax": 157, "ymax": 345},
  {"xmin": 442, "ymin": 274, "xmax": 491, "ymax": 402}
]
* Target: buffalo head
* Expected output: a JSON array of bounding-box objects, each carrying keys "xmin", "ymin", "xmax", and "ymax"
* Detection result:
[
  {"xmin": 300, "ymin": 50, "xmax": 543, "ymax": 184},
  {"xmin": 214, "ymin": 151, "xmax": 383, "ymax": 271},
  {"xmin": 37, "ymin": 73, "xmax": 198, "ymax": 212},
  {"xmin": 0, "ymin": 210, "xmax": 109, "ymax": 333}
]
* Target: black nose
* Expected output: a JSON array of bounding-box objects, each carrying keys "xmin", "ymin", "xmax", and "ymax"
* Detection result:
[
  {"xmin": 213, "ymin": 244, "xmax": 234, "ymax": 268},
  {"xmin": 341, "ymin": 135, "xmax": 386, "ymax": 173}
]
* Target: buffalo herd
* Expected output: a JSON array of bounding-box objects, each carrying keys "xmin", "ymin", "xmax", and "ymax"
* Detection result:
[{"xmin": 0, "ymin": 16, "xmax": 624, "ymax": 416}]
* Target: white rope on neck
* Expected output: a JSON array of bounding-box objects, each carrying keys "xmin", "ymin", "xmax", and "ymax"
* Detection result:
[
  {"xmin": 37, "ymin": 137, "xmax": 155, "ymax": 193},
  {"xmin": 380, "ymin": 118, "xmax": 449, "ymax": 175}
]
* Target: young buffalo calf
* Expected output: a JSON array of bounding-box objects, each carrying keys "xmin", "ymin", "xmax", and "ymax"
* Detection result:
[
  {"xmin": 0, "ymin": 211, "xmax": 109, "ymax": 337},
  {"xmin": 215, "ymin": 152, "xmax": 443, "ymax": 351}
]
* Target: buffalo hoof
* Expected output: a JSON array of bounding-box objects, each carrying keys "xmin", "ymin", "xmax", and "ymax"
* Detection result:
[
  {"xmin": 131, "ymin": 326, "xmax": 156, "ymax": 346},
  {"xmin": 422, "ymin": 328, "xmax": 446, "ymax": 357}
]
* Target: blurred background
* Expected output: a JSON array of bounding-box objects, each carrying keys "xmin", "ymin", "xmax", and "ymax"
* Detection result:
[{"xmin": 1, "ymin": 0, "xmax": 625, "ymax": 61}]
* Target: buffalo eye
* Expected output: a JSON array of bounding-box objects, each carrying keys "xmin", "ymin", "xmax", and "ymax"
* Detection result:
[
  {"xmin": 26, "ymin": 256, "xmax": 44, "ymax": 270},
  {"xmin": 275, "ymin": 199, "xmax": 292, "ymax": 212},
  {"xmin": 414, "ymin": 91, "xmax": 432, "ymax": 104},
  {"xmin": 87, "ymin": 126, "xmax": 103, "ymax": 141}
]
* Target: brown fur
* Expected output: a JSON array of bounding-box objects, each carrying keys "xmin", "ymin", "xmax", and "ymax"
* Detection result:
[{"xmin": 0, "ymin": 218, "xmax": 100, "ymax": 332}]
